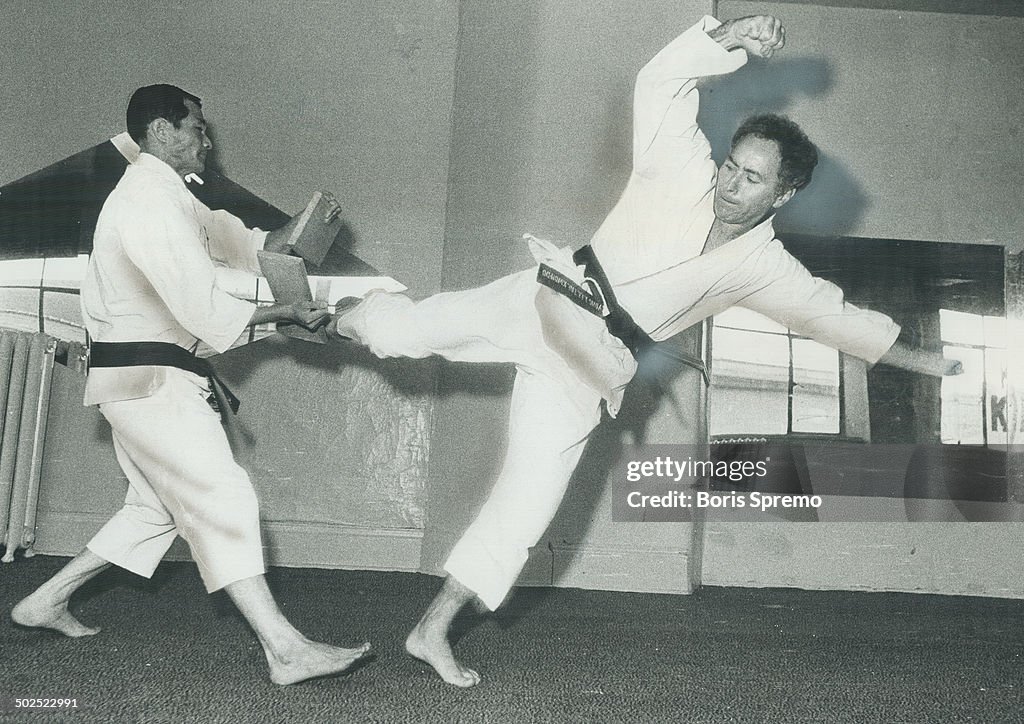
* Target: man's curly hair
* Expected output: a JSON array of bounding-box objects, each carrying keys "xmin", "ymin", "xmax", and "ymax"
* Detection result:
[{"xmin": 732, "ymin": 114, "xmax": 818, "ymax": 193}]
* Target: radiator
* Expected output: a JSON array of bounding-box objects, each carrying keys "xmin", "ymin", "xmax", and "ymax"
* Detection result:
[{"xmin": 0, "ymin": 329, "xmax": 57, "ymax": 562}]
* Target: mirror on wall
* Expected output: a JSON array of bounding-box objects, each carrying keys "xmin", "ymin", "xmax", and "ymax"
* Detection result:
[{"xmin": 708, "ymin": 236, "xmax": 1015, "ymax": 513}]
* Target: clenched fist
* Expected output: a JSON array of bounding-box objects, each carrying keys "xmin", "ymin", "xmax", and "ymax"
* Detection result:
[{"xmin": 709, "ymin": 15, "xmax": 786, "ymax": 58}]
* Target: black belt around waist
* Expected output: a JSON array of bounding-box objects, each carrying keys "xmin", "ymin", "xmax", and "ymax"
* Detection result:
[
  {"xmin": 569, "ymin": 246, "xmax": 710, "ymax": 386},
  {"xmin": 572, "ymin": 245, "xmax": 654, "ymax": 359},
  {"xmin": 89, "ymin": 341, "xmax": 240, "ymax": 419}
]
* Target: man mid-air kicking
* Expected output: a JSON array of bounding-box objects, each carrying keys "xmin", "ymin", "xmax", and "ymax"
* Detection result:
[{"xmin": 331, "ymin": 14, "xmax": 959, "ymax": 686}]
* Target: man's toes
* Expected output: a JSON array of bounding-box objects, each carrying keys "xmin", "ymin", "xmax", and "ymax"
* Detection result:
[{"xmin": 451, "ymin": 667, "xmax": 480, "ymax": 688}]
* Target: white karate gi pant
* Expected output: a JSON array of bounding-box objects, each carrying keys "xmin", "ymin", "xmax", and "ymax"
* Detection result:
[
  {"xmin": 86, "ymin": 369, "xmax": 265, "ymax": 592},
  {"xmin": 344, "ymin": 268, "xmax": 610, "ymax": 610}
]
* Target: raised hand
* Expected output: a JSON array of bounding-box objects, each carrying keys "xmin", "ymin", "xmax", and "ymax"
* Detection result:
[
  {"xmin": 320, "ymin": 192, "xmax": 342, "ymax": 223},
  {"xmin": 710, "ymin": 15, "xmax": 786, "ymax": 58}
]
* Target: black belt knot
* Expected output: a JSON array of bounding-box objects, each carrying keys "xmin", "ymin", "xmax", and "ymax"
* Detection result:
[{"xmin": 572, "ymin": 245, "xmax": 654, "ymax": 359}]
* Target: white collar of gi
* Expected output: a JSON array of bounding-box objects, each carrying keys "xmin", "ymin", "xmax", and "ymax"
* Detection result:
[
  {"xmin": 739, "ymin": 214, "xmax": 777, "ymax": 247},
  {"xmin": 134, "ymin": 152, "xmax": 191, "ymax": 186}
]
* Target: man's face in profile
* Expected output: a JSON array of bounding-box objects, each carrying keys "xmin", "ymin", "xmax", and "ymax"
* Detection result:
[{"xmin": 163, "ymin": 99, "xmax": 212, "ymax": 177}]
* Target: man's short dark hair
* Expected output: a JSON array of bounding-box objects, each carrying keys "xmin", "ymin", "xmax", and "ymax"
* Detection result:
[
  {"xmin": 126, "ymin": 84, "xmax": 202, "ymax": 143},
  {"xmin": 732, "ymin": 114, "xmax": 818, "ymax": 193}
]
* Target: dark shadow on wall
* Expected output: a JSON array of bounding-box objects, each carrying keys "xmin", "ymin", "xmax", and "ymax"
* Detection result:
[
  {"xmin": 700, "ymin": 56, "xmax": 833, "ymax": 155},
  {"xmin": 212, "ymin": 336, "xmax": 440, "ymax": 461},
  {"xmin": 700, "ymin": 56, "xmax": 869, "ymax": 237},
  {"xmin": 556, "ymin": 353, "xmax": 684, "ymax": 533},
  {"xmin": 417, "ymin": 362, "xmax": 516, "ymax": 574}
]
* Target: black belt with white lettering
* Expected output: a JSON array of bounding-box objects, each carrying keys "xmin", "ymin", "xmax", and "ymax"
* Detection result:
[
  {"xmin": 536, "ymin": 263, "xmax": 605, "ymax": 317},
  {"xmin": 571, "ymin": 245, "xmax": 654, "ymax": 360},
  {"xmin": 88, "ymin": 341, "xmax": 240, "ymax": 420}
]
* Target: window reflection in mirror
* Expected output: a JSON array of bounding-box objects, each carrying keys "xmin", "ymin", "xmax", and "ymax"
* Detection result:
[{"xmin": 708, "ymin": 236, "xmax": 1009, "ymax": 510}]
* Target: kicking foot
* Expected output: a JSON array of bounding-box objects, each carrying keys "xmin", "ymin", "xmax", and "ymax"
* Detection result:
[
  {"xmin": 268, "ymin": 639, "xmax": 372, "ymax": 686},
  {"xmin": 326, "ymin": 297, "xmax": 363, "ymax": 342},
  {"xmin": 406, "ymin": 623, "xmax": 481, "ymax": 687},
  {"xmin": 11, "ymin": 594, "xmax": 100, "ymax": 637}
]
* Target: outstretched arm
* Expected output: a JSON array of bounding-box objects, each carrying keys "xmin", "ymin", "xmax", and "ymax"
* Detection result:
[
  {"xmin": 738, "ymin": 246, "xmax": 960, "ymax": 376},
  {"xmin": 877, "ymin": 340, "xmax": 962, "ymax": 377}
]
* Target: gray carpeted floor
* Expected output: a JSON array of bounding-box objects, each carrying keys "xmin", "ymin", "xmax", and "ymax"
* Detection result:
[{"xmin": 2, "ymin": 554, "xmax": 1023, "ymax": 723}]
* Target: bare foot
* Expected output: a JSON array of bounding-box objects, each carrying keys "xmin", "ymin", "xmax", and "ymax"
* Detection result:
[
  {"xmin": 405, "ymin": 623, "xmax": 481, "ymax": 687},
  {"xmin": 11, "ymin": 594, "xmax": 100, "ymax": 637},
  {"xmin": 267, "ymin": 639, "xmax": 372, "ymax": 686},
  {"xmin": 326, "ymin": 298, "xmax": 363, "ymax": 342}
]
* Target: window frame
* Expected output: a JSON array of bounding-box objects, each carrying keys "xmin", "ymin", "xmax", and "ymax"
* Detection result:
[{"xmin": 708, "ymin": 311, "xmax": 866, "ymax": 443}]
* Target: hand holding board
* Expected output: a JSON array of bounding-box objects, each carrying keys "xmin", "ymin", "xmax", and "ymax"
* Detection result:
[
  {"xmin": 286, "ymin": 191, "xmax": 343, "ymax": 267},
  {"xmin": 256, "ymin": 250, "xmax": 329, "ymax": 343}
]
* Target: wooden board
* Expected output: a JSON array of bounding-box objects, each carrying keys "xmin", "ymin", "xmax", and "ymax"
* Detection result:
[
  {"xmin": 286, "ymin": 191, "xmax": 342, "ymax": 267},
  {"xmin": 256, "ymin": 250, "xmax": 328, "ymax": 344}
]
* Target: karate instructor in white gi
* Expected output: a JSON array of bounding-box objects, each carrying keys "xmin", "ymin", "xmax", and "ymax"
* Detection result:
[
  {"xmin": 330, "ymin": 15, "xmax": 961, "ymax": 686},
  {"xmin": 11, "ymin": 84, "xmax": 370, "ymax": 685}
]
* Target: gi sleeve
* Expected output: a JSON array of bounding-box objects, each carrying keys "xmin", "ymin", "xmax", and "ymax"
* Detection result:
[
  {"xmin": 202, "ymin": 206, "xmax": 268, "ymax": 274},
  {"xmin": 738, "ymin": 243, "xmax": 901, "ymax": 364},
  {"xmin": 117, "ymin": 190, "xmax": 256, "ymax": 353},
  {"xmin": 633, "ymin": 16, "xmax": 747, "ymax": 179}
]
